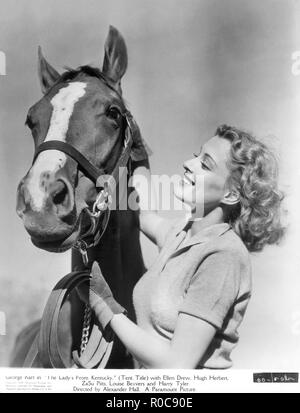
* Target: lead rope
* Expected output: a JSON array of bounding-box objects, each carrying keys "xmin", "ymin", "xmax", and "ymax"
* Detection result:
[
  {"xmin": 74, "ymin": 184, "xmax": 113, "ymax": 357},
  {"xmin": 73, "ymin": 134, "xmax": 128, "ymax": 359},
  {"xmin": 74, "ymin": 241, "xmax": 92, "ymax": 357},
  {"xmin": 80, "ymin": 304, "xmax": 92, "ymax": 355}
]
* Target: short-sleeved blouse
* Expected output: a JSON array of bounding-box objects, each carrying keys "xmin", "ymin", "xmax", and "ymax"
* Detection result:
[{"xmin": 132, "ymin": 218, "xmax": 252, "ymax": 368}]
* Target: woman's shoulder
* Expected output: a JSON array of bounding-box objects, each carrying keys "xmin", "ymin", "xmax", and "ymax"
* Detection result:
[
  {"xmin": 199, "ymin": 226, "xmax": 252, "ymax": 293},
  {"xmin": 206, "ymin": 225, "xmax": 251, "ymax": 269}
]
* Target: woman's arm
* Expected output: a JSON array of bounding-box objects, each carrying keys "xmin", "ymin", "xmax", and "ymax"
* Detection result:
[
  {"xmin": 131, "ymin": 160, "xmax": 175, "ymax": 247},
  {"xmin": 110, "ymin": 312, "xmax": 216, "ymax": 369},
  {"xmin": 78, "ymin": 262, "xmax": 216, "ymax": 369}
]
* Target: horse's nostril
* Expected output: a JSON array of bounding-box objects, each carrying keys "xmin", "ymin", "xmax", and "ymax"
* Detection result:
[
  {"xmin": 50, "ymin": 179, "xmax": 74, "ymax": 222},
  {"xmin": 51, "ymin": 180, "xmax": 69, "ymax": 206}
]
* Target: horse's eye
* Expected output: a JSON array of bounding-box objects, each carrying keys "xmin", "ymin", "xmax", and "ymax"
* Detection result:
[{"xmin": 106, "ymin": 106, "xmax": 121, "ymax": 121}]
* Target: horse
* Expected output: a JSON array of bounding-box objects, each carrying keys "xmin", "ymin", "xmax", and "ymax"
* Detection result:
[{"xmin": 12, "ymin": 26, "xmax": 150, "ymax": 368}]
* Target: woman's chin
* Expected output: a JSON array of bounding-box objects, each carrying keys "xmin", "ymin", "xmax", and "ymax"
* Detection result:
[
  {"xmin": 173, "ymin": 193, "xmax": 207, "ymax": 222},
  {"xmin": 173, "ymin": 187, "xmax": 193, "ymax": 208}
]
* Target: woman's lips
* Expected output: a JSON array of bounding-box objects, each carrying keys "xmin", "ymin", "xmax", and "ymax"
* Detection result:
[{"xmin": 183, "ymin": 172, "xmax": 195, "ymax": 186}]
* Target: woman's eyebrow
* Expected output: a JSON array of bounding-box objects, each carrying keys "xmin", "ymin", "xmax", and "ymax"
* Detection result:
[{"xmin": 195, "ymin": 146, "xmax": 217, "ymax": 168}]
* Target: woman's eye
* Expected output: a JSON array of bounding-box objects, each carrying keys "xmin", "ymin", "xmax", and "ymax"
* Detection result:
[
  {"xmin": 106, "ymin": 106, "xmax": 121, "ymax": 121},
  {"xmin": 193, "ymin": 153, "xmax": 210, "ymax": 170},
  {"xmin": 201, "ymin": 161, "xmax": 210, "ymax": 171}
]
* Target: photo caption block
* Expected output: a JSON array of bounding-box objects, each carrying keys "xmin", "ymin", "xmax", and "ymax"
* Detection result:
[{"xmin": 0, "ymin": 369, "xmax": 299, "ymax": 393}]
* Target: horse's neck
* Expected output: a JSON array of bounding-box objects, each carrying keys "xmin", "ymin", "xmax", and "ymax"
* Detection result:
[{"xmin": 71, "ymin": 208, "xmax": 146, "ymax": 320}]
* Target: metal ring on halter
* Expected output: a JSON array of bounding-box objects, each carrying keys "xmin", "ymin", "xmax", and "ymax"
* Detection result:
[{"xmin": 92, "ymin": 182, "xmax": 113, "ymax": 218}]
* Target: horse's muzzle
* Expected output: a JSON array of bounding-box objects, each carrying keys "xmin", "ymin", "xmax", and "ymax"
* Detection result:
[{"xmin": 16, "ymin": 174, "xmax": 78, "ymax": 246}]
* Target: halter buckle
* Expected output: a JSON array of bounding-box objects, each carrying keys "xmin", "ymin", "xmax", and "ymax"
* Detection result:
[
  {"xmin": 74, "ymin": 240, "xmax": 89, "ymax": 266},
  {"xmin": 92, "ymin": 182, "xmax": 112, "ymax": 218}
]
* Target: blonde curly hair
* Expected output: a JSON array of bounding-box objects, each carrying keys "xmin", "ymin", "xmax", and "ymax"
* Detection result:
[{"xmin": 216, "ymin": 125, "xmax": 285, "ymax": 252}]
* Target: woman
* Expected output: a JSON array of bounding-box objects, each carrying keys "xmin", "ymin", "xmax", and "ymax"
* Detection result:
[{"xmin": 78, "ymin": 124, "xmax": 284, "ymax": 369}]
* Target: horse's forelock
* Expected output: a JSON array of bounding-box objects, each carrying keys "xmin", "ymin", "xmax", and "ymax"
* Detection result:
[{"xmin": 59, "ymin": 66, "xmax": 125, "ymax": 102}]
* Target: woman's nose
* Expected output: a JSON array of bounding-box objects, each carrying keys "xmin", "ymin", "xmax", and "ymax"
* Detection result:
[{"xmin": 183, "ymin": 159, "xmax": 194, "ymax": 174}]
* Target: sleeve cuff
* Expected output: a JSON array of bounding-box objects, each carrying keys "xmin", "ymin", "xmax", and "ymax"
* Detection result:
[{"xmin": 178, "ymin": 308, "xmax": 222, "ymax": 330}]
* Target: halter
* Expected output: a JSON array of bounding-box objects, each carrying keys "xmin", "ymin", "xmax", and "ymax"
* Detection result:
[
  {"xmin": 25, "ymin": 110, "xmax": 136, "ymax": 369},
  {"xmin": 32, "ymin": 109, "xmax": 135, "ymax": 262}
]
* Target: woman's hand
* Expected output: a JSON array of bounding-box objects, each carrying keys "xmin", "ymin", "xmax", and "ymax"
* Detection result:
[{"xmin": 76, "ymin": 261, "xmax": 126, "ymax": 330}]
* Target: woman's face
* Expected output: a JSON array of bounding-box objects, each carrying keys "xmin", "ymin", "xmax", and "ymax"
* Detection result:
[{"xmin": 174, "ymin": 135, "xmax": 233, "ymax": 217}]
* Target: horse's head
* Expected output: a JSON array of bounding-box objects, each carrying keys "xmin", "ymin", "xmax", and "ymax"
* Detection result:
[{"xmin": 16, "ymin": 26, "xmax": 145, "ymax": 252}]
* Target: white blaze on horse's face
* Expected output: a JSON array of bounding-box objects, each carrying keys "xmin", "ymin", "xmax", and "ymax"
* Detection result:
[{"xmin": 27, "ymin": 82, "xmax": 87, "ymax": 211}]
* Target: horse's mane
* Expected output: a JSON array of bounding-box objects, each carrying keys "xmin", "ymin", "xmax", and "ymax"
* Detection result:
[
  {"xmin": 61, "ymin": 65, "xmax": 107, "ymax": 82},
  {"xmin": 59, "ymin": 65, "xmax": 124, "ymax": 100}
]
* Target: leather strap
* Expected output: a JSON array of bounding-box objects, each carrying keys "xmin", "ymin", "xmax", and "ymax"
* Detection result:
[
  {"xmin": 33, "ymin": 141, "xmax": 105, "ymax": 185},
  {"xmin": 23, "ymin": 332, "xmax": 39, "ymax": 367},
  {"xmin": 35, "ymin": 270, "xmax": 114, "ymax": 368},
  {"xmin": 31, "ymin": 111, "xmax": 134, "ymax": 249},
  {"xmin": 26, "ymin": 112, "xmax": 137, "ymax": 367},
  {"xmin": 33, "ymin": 111, "xmax": 134, "ymax": 187}
]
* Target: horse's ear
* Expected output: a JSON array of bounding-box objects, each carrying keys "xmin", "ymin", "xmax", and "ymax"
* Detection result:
[
  {"xmin": 102, "ymin": 26, "xmax": 128, "ymax": 90},
  {"xmin": 38, "ymin": 46, "xmax": 60, "ymax": 94}
]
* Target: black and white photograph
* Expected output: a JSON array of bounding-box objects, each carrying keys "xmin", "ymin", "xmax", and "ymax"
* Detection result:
[{"xmin": 0, "ymin": 0, "xmax": 299, "ymax": 395}]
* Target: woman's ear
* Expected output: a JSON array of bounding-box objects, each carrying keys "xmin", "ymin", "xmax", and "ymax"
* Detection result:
[{"xmin": 221, "ymin": 190, "xmax": 240, "ymax": 206}]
